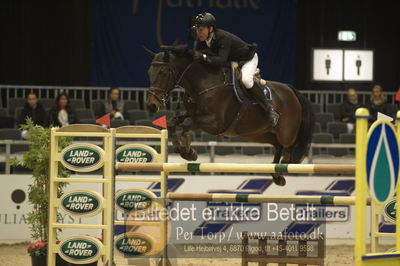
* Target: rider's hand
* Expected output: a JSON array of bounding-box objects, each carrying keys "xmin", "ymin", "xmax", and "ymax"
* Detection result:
[{"xmin": 193, "ymin": 51, "xmax": 206, "ymax": 62}]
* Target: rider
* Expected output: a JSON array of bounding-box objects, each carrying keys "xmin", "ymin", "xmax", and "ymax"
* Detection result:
[{"xmin": 191, "ymin": 12, "xmax": 279, "ymax": 126}]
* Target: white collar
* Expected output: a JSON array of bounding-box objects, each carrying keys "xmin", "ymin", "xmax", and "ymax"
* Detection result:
[{"xmin": 205, "ymin": 32, "xmax": 215, "ymax": 47}]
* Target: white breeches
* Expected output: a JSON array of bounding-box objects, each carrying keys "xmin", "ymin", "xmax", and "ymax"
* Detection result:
[{"xmin": 241, "ymin": 53, "xmax": 258, "ymax": 88}]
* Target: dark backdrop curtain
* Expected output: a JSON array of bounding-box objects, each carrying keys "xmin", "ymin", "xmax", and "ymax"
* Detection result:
[
  {"xmin": 90, "ymin": 0, "xmax": 297, "ymax": 87},
  {"xmin": 0, "ymin": 0, "xmax": 90, "ymax": 86}
]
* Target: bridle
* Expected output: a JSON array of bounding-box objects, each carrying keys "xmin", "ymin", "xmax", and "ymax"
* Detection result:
[{"xmin": 148, "ymin": 60, "xmax": 194, "ymax": 105}]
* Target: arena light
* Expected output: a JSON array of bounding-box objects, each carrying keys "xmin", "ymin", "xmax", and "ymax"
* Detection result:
[{"xmin": 338, "ymin": 30, "xmax": 356, "ymax": 41}]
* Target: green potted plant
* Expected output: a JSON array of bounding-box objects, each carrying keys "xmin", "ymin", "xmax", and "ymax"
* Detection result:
[
  {"xmin": 10, "ymin": 118, "xmax": 72, "ymax": 266},
  {"xmin": 27, "ymin": 240, "xmax": 68, "ymax": 266}
]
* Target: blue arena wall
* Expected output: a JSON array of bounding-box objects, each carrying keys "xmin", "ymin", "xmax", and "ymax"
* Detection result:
[{"xmin": 90, "ymin": 0, "xmax": 297, "ymax": 87}]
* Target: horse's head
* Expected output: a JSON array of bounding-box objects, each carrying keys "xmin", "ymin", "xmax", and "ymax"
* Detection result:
[{"xmin": 144, "ymin": 45, "xmax": 193, "ymax": 113}]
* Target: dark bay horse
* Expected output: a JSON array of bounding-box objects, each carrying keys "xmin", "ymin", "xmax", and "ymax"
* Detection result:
[{"xmin": 144, "ymin": 46, "xmax": 314, "ymax": 186}]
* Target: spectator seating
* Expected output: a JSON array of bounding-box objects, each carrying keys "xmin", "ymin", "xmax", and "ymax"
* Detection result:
[
  {"xmin": 14, "ymin": 106, "xmax": 23, "ymax": 119},
  {"xmin": 339, "ymin": 133, "xmax": 355, "ymax": 155},
  {"xmin": 339, "ymin": 133, "xmax": 355, "ymax": 143},
  {"xmin": 313, "ymin": 122, "xmax": 321, "ymax": 133},
  {"xmin": 80, "ymin": 118, "xmax": 97, "ymax": 125},
  {"xmin": 312, "ymin": 133, "xmax": 334, "ymax": 156},
  {"xmin": 387, "ymin": 104, "xmax": 398, "ymax": 118},
  {"xmin": 327, "ymin": 121, "xmax": 347, "ymax": 139},
  {"xmin": 76, "ymin": 109, "xmax": 94, "ymax": 119},
  {"xmin": 0, "ymin": 128, "xmax": 29, "ymax": 153},
  {"xmin": 312, "ymin": 103, "xmax": 323, "ymax": 113},
  {"xmin": 0, "ymin": 116, "xmax": 15, "ymax": 128},
  {"xmin": 135, "ymin": 119, "xmax": 153, "ymax": 127},
  {"xmin": 1, "ymin": 93, "xmax": 371, "ymax": 162},
  {"xmin": 91, "ymin": 100, "xmax": 105, "ymax": 117},
  {"xmin": 127, "ymin": 110, "xmax": 149, "ymax": 124},
  {"xmin": 39, "ymin": 99, "xmax": 55, "ymax": 109},
  {"xmin": 125, "ymin": 101, "xmax": 140, "ymax": 110},
  {"xmin": 70, "ymin": 99, "xmax": 86, "ymax": 109},
  {"xmin": 315, "ymin": 112, "xmax": 334, "ymax": 130},
  {"xmin": 8, "ymin": 98, "xmax": 25, "ymax": 116},
  {"xmin": 326, "ymin": 103, "xmax": 341, "ymax": 119}
]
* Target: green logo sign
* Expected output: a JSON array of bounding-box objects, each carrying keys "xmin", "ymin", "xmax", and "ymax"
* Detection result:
[
  {"xmin": 384, "ymin": 199, "xmax": 396, "ymax": 223},
  {"xmin": 59, "ymin": 236, "xmax": 101, "ymax": 264},
  {"xmin": 115, "ymin": 189, "xmax": 156, "ymax": 213},
  {"xmin": 60, "ymin": 190, "xmax": 103, "ymax": 217},
  {"xmin": 61, "ymin": 144, "xmax": 104, "ymax": 172},
  {"xmin": 114, "ymin": 233, "xmax": 153, "ymax": 256},
  {"xmin": 116, "ymin": 145, "xmax": 154, "ymax": 163},
  {"xmin": 366, "ymin": 122, "xmax": 399, "ymax": 203}
]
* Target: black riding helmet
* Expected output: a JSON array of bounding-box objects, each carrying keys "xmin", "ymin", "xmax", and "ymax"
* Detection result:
[{"xmin": 193, "ymin": 12, "xmax": 216, "ymax": 28}]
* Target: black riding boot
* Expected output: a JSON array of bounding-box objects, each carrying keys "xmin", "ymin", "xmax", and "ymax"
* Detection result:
[{"xmin": 249, "ymin": 82, "xmax": 279, "ymax": 126}]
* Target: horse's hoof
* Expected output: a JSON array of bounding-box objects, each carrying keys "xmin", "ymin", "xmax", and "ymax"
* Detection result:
[
  {"xmin": 179, "ymin": 147, "xmax": 198, "ymax": 161},
  {"xmin": 187, "ymin": 148, "xmax": 198, "ymax": 161},
  {"xmin": 272, "ymin": 174, "xmax": 286, "ymax": 186}
]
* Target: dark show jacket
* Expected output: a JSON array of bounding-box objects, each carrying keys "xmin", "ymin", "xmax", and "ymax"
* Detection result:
[
  {"xmin": 194, "ymin": 28, "xmax": 257, "ymax": 67},
  {"xmin": 47, "ymin": 107, "xmax": 79, "ymax": 127},
  {"xmin": 17, "ymin": 102, "xmax": 47, "ymax": 127},
  {"xmin": 340, "ymin": 100, "xmax": 362, "ymax": 123}
]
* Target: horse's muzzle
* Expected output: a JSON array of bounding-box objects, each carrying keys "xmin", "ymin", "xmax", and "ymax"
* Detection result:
[{"xmin": 147, "ymin": 103, "xmax": 158, "ymax": 114}]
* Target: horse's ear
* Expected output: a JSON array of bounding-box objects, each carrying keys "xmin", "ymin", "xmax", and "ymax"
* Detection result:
[
  {"xmin": 163, "ymin": 51, "xmax": 170, "ymax": 62},
  {"xmin": 160, "ymin": 45, "xmax": 173, "ymax": 50},
  {"xmin": 170, "ymin": 45, "xmax": 189, "ymax": 56},
  {"xmin": 142, "ymin": 45, "xmax": 155, "ymax": 59}
]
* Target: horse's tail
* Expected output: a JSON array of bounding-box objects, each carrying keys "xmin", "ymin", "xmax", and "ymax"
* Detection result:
[{"xmin": 289, "ymin": 87, "xmax": 315, "ymax": 163}]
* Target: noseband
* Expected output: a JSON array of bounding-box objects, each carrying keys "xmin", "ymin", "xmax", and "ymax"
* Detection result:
[{"xmin": 149, "ymin": 60, "xmax": 194, "ymax": 105}]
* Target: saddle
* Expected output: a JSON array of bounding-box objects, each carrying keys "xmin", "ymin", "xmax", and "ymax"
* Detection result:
[{"xmin": 230, "ymin": 62, "xmax": 273, "ymax": 106}]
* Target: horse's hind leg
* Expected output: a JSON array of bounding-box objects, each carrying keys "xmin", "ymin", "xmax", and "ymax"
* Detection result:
[
  {"xmin": 271, "ymin": 144, "xmax": 286, "ymax": 186},
  {"xmin": 248, "ymin": 134, "xmax": 286, "ymax": 186}
]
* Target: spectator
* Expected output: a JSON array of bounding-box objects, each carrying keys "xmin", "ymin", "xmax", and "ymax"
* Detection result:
[
  {"xmin": 17, "ymin": 92, "xmax": 46, "ymax": 127},
  {"xmin": 100, "ymin": 87, "xmax": 127, "ymax": 120},
  {"xmin": 47, "ymin": 92, "xmax": 79, "ymax": 127},
  {"xmin": 367, "ymin": 85, "xmax": 394, "ymax": 122},
  {"xmin": 17, "ymin": 92, "xmax": 47, "ymax": 138},
  {"xmin": 340, "ymin": 88, "xmax": 362, "ymax": 133}
]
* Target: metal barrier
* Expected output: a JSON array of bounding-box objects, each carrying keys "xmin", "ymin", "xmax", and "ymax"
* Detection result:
[
  {"xmin": 0, "ymin": 139, "xmax": 355, "ymax": 174},
  {"xmin": 1, "ymin": 85, "xmax": 397, "ymax": 111}
]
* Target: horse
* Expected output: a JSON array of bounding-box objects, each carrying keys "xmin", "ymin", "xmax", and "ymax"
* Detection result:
[{"xmin": 144, "ymin": 46, "xmax": 315, "ymax": 186}]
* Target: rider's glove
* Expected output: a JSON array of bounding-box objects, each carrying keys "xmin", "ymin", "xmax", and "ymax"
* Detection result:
[{"xmin": 193, "ymin": 51, "xmax": 207, "ymax": 62}]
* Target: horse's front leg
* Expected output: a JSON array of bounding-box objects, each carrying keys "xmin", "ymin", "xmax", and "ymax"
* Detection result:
[
  {"xmin": 177, "ymin": 117, "xmax": 198, "ymax": 161},
  {"xmin": 167, "ymin": 115, "xmax": 186, "ymax": 154},
  {"xmin": 168, "ymin": 113, "xmax": 198, "ymax": 161}
]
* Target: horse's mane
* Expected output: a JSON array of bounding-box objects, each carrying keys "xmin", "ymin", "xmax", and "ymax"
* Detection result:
[
  {"xmin": 161, "ymin": 45, "xmax": 193, "ymax": 60},
  {"xmin": 162, "ymin": 44, "xmax": 220, "ymax": 73}
]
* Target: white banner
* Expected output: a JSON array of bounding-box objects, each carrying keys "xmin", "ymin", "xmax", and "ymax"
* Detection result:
[{"xmin": 0, "ymin": 174, "xmax": 360, "ymax": 241}]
